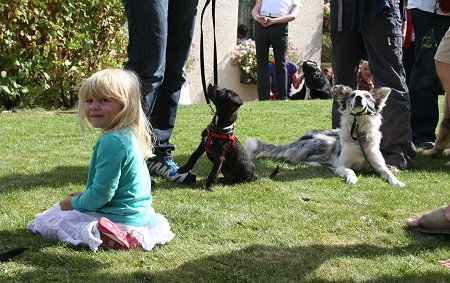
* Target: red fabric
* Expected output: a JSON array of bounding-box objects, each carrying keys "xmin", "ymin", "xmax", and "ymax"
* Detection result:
[
  {"xmin": 440, "ymin": 0, "xmax": 450, "ymax": 13},
  {"xmin": 203, "ymin": 129, "xmax": 235, "ymax": 154},
  {"xmin": 403, "ymin": 8, "xmax": 413, "ymax": 49}
]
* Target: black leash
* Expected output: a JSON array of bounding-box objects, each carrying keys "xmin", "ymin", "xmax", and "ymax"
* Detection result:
[
  {"xmin": 200, "ymin": 0, "xmax": 217, "ymax": 114},
  {"xmin": 350, "ymin": 114, "xmax": 376, "ymax": 171}
]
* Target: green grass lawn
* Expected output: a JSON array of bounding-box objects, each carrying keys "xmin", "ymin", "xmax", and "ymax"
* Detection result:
[{"xmin": 1, "ymin": 98, "xmax": 449, "ymax": 282}]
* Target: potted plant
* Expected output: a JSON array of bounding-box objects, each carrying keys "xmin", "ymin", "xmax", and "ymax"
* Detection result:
[{"xmin": 231, "ymin": 39, "xmax": 302, "ymax": 84}]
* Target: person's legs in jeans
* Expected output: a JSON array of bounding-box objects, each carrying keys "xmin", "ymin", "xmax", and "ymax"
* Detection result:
[
  {"xmin": 270, "ymin": 23, "xmax": 288, "ymax": 100},
  {"xmin": 123, "ymin": 0, "xmax": 167, "ymax": 117},
  {"xmin": 409, "ymin": 9, "xmax": 450, "ymax": 146},
  {"xmin": 123, "ymin": 0, "xmax": 197, "ymax": 183},
  {"xmin": 151, "ymin": 0, "xmax": 199, "ymax": 160},
  {"xmin": 255, "ymin": 22, "xmax": 271, "ymax": 101}
]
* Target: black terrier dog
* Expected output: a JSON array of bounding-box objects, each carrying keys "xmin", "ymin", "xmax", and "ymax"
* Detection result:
[
  {"xmin": 291, "ymin": 60, "xmax": 333, "ymax": 100},
  {"xmin": 179, "ymin": 84, "xmax": 273, "ymax": 190}
]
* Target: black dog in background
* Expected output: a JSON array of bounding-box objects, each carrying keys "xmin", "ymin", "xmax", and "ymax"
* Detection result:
[
  {"xmin": 290, "ymin": 60, "xmax": 333, "ymax": 100},
  {"xmin": 179, "ymin": 84, "xmax": 277, "ymax": 190}
]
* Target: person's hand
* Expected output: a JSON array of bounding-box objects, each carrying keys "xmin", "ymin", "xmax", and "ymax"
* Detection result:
[
  {"xmin": 292, "ymin": 73, "xmax": 302, "ymax": 89},
  {"xmin": 368, "ymin": 75, "xmax": 374, "ymax": 87},
  {"xmin": 59, "ymin": 195, "xmax": 76, "ymax": 210},
  {"xmin": 262, "ymin": 17, "xmax": 275, "ymax": 27},
  {"xmin": 68, "ymin": 192, "xmax": 82, "ymax": 197},
  {"xmin": 255, "ymin": 15, "xmax": 268, "ymax": 26},
  {"xmin": 439, "ymin": 259, "xmax": 450, "ymax": 268}
]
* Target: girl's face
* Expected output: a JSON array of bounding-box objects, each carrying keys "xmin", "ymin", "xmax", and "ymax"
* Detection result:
[{"xmin": 84, "ymin": 95, "xmax": 123, "ymax": 130}]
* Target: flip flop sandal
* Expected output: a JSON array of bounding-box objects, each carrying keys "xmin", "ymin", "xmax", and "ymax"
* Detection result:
[{"xmin": 411, "ymin": 207, "xmax": 450, "ymax": 235}]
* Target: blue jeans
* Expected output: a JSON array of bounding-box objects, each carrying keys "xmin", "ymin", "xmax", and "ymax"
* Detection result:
[
  {"xmin": 409, "ymin": 9, "xmax": 450, "ymax": 144},
  {"xmin": 123, "ymin": 0, "xmax": 198, "ymax": 161}
]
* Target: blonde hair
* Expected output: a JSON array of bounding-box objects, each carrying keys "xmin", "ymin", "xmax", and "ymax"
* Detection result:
[{"xmin": 78, "ymin": 68, "xmax": 154, "ymax": 158}]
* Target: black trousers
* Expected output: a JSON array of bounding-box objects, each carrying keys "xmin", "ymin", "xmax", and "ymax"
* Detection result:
[{"xmin": 254, "ymin": 22, "xmax": 289, "ymax": 100}]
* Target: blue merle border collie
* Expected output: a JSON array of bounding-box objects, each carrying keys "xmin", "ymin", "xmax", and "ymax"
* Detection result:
[{"xmin": 246, "ymin": 85, "xmax": 405, "ymax": 186}]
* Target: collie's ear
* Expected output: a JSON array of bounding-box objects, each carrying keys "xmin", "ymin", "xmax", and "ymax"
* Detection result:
[
  {"xmin": 332, "ymin": 85, "xmax": 353, "ymax": 109},
  {"xmin": 372, "ymin": 87, "xmax": 391, "ymax": 112}
]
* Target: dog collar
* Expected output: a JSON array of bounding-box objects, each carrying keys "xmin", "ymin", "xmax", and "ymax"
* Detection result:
[
  {"xmin": 204, "ymin": 124, "xmax": 236, "ymax": 154},
  {"xmin": 208, "ymin": 121, "xmax": 235, "ymax": 135},
  {"xmin": 352, "ymin": 106, "xmax": 369, "ymax": 116},
  {"xmin": 352, "ymin": 103, "xmax": 376, "ymax": 117}
]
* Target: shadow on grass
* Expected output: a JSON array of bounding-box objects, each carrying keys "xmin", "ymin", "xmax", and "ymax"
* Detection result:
[
  {"xmin": 2, "ymin": 228, "xmax": 449, "ymax": 282},
  {"xmin": 253, "ymin": 151, "xmax": 450, "ymax": 183},
  {"xmin": 0, "ymin": 165, "xmax": 87, "ymax": 194},
  {"xmin": 150, "ymin": 239, "xmax": 450, "ymax": 282},
  {"xmin": 151, "ymin": 153, "xmax": 286, "ymax": 191},
  {"xmin": 413, "ymin": 152, "xmax": 450, "ymax": 173}
]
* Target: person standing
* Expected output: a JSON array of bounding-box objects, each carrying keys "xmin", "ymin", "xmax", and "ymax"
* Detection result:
[
  {"xmin": 252, "ymin": 0, "xmax": 301, "ymax": 101},
  {"xmin": 330, "ymin": 0, "xmax": 416, "ymax": 170},
  {"xmin": 407, "ymin": 0, "xmax": 450, "ymax": 149},
  {"xmin": 122, "ymin": 0, "xmax": 198, "ymax": 184}
]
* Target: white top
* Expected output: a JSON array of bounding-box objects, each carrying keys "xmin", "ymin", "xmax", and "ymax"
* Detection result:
[
  {"xmin": 260, "ymin": 0, "xmax": 301, "ymax": 17},
  {"xmin": 408, "ymin": 0, "xmax": 450, "ymax": 16}
]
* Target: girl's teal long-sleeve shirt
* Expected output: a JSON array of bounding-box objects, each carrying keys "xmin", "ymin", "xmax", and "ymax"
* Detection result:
[{"xmin": 71, "ymin": 128, "xmax": 157, "ymax": 226}]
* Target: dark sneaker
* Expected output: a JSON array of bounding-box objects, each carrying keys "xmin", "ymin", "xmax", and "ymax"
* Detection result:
[
  {"xmin": 147, "ymin": 159, "xmax": 196, "ymax": 184},
  {"xmin": 97, "ymin": 217, "xmax": 141, "ymax": 250}
]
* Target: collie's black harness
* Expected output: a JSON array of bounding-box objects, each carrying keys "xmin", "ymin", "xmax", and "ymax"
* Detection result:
[
  {"xmin": 350, "ymin": 105, "xmax": 376, "ymax": 170},
  {"xmin": 203, "ymin": 123, "xmax": 236, "ymax": 154},
  {"xmin": 350, "ymin": 106, "xmax": 370, "ymax": 144}
]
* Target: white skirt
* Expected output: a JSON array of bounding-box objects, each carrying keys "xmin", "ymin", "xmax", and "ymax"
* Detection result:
[{"xmin": 28, "ymin": 204, "xmax": 175, "ymax": 251}]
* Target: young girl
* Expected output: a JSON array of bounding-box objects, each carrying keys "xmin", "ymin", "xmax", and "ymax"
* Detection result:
[{"xmin": 28, "ymin": 69, "xmax": 175, "ymax": 251}]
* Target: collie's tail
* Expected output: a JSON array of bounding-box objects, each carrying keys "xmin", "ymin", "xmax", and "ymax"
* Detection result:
[{"xmin": 245, "ymin": 129, "xmax": 341, "ymax": 164}]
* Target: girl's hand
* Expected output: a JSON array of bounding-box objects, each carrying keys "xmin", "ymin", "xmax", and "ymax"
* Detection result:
[
  {"xmin": 68, "ymin": 192, "xmax": 82, "ymax": 197},
  {"xmin": 59, "ymin": 196, "xmax": 74, "ymax": 211}
]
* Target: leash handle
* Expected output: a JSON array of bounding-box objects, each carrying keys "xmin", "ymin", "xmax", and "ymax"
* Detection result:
[{"xmin": 200, "ymin": 0, "xmax": 218, "ymax": 108}]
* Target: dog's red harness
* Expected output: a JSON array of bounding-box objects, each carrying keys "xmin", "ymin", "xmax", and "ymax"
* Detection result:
[{"xmin": 203, "ymin": 124, "xmax": 235, "ymax": 154}]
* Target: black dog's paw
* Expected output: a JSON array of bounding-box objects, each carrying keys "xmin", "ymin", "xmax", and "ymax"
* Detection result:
[
  {"xmin": 177, "ymin": 165, "xmax": 188, "ymax": 174},
  {"xmin": 182, "ymin": 172, "xmax": 197, "ymax": 185}
]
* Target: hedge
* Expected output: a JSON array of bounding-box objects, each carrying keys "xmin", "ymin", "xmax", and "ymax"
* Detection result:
[{"xmin": 0, "ymin": 0, "xmax": 127, "ymax": 110}]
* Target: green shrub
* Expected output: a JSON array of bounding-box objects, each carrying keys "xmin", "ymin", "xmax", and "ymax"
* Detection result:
[
  {"xmin": 0, "ymin": 0, "xmax": 127, "ymax": 110},
  {"xmin": 321, "ymin": 32, "xmax": 332, "ymax": 64}
]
